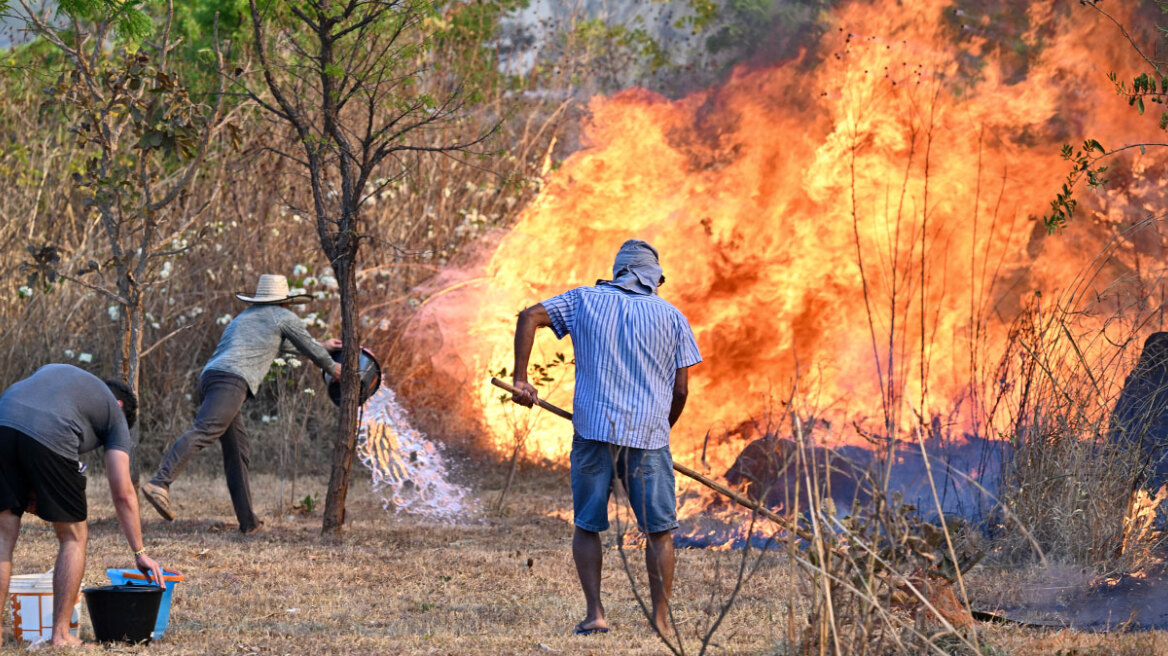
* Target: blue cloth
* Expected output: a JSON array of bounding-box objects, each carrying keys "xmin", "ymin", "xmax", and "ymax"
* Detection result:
[
  {"xmin": 570, "ymin": 435, "xmax": 678, "ymax": 533},
  {"xmin": 540, "ymin": 285, "xmax": 702, "ymax": 449},
  {"xmin": 602, "ymin": 239, "xmax": 663, "ymax": 295}
]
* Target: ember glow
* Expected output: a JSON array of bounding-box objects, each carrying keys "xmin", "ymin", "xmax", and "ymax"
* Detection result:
[{"xmin": 419, "ymin": 1, "xmax": 1168, "ymax": 479}]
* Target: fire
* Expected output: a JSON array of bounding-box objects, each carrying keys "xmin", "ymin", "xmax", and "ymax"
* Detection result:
[
  {"xmin": 416, "ymin": 1, "xmax": 1168, "ymax": 476},
  {"xmin": 1121, "ymin": 485, "xmax": 1166, "ymax": 558}
]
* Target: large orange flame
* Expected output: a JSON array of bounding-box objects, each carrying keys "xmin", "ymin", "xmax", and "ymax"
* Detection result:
[{"xmin": 417, "ymin": 1, "xmax": 1168, "ymax": 474}]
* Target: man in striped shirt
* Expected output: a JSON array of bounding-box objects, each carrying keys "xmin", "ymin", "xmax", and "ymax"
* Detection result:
[{"xmin": 512, "ymin": 239, "xmax": 702, "ymax": 636}]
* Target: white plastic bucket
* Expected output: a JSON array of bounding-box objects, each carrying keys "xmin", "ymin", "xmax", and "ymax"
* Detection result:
[{"xmin": 8, "ymin": 571, "xmax": 80, "ymax": 643}]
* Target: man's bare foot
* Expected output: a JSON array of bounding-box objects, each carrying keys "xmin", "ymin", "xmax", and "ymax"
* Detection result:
[
  {"xmin": 650, "ymin": 615, "xmax": 675, "ymax": 637},
  {"xmin": 49, "ymin": 633, "xmax": 84, "ymax": 647}
]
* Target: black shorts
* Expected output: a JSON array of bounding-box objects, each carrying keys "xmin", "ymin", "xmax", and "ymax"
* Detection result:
[{"xmin": 0, "ymin": 426, "xmax": 87, "ymax": 522}]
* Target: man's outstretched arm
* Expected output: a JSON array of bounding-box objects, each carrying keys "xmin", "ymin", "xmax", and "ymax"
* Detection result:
[
  {"xmin": 105, "ymin": 450, "xmax": 164, "ymax": 585},
  {"xmin": 512, "ymin": 304, "xmax": 552, "ymax": 407},
  {"xmin": 282, "ymin": 319, "xmax": 342, "ymax": 378}
]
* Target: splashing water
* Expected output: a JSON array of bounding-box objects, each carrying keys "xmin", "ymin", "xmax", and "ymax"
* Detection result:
[{"xmin": 357, "ymin": 385, "xmax": 478, "ymax": 521}]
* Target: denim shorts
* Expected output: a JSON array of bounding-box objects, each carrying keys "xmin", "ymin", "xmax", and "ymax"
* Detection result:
[{"xmin": 570, "ymin": 435, "xmax": 678, "ymax": 534}]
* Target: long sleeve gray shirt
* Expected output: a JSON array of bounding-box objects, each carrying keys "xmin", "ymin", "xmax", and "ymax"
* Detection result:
[{"xmin": 203, "ymin": 305, "xmax": 336, "ymax": 395}]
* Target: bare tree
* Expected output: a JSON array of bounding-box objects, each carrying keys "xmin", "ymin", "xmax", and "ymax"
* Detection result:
[
  {"xmin": 14, "ymin": 0, "xmax": 224, "ymax": 471},
  {"xmin": 243, "ymin": 0, "xmax": 493, "ymax": 534}
]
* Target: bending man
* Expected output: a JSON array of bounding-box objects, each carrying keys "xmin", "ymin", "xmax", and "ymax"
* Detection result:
[
  {"xmin": 511, "ymin": 239, "xmax": 701, "ymax": 636},
  {"xmin": 142, "ymin": 274, "xmax": 341, "ymax": 533},
  {"xmin": 0, "ymin": 364, "xmax": 164, "ymax": 647}
]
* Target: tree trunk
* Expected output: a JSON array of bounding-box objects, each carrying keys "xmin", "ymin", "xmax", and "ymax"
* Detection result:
[
  {"xmin": 321, "ymin": 254, "xmax": 362, "ymax": 535},
  {"xmin": 117, "ymin": 273, "xmax": 145, "ymax": 484}
]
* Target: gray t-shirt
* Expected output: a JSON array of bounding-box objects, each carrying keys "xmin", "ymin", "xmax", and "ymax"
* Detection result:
[
  {"xmin": 203, "ymin": 304, "xmax": 337, "ymax": 395},
  {"xmin": 0, "ymin": 364, "xmax": 132, "ymax": 461}
]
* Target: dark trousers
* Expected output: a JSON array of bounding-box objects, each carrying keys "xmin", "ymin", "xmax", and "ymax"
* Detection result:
[{"xmin": 151, "ymin": 370, "xmax": 258, "ymax": 531}]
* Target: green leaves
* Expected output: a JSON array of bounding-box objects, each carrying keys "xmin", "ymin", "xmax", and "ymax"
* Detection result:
[
  {"xmin": 1043, "ymin": 139, "xmax": 1110, "ymax": 233},
  {"xmin": 114, "ymin": 5, "xmax": 153, "ymax": 44},
  {"xmin": 1048, "ymin": 55, "xmax": 1168, "ymax": 231},
  {"xmin": 1111, "ymin": 69, "xmax": 1168, "ymax": 120},
  {"xmin": 55, "ymin": 0, "xmax": 154, "ymax": 44},
  {"xmin": 1044, "ymin": 183, "xmax": 1077, "ymax": 234},
  {"xmin": 526, "ymin": 353, "xmax": 574, "ymax": 387}
]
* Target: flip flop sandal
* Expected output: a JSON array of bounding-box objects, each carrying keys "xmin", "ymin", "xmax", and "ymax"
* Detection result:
[{"xmin": 574, "ymin": 622, "xmax": 610, "ymax": 636}]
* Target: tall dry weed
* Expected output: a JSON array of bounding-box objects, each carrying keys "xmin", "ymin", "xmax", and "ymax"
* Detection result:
[{"xmin": 985, "ymin": 221, "xmax": 1168, "ymax": 570}]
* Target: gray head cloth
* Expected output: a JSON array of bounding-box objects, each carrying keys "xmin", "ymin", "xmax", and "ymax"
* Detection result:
[{"xmin": 601, "ymin": 239, "xmax": 663, "ymax": 295}]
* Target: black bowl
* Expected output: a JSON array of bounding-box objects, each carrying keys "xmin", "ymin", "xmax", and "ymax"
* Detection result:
[{"xmin": 322, "ymin": 347, "xmax": 382, "ymax": 406}]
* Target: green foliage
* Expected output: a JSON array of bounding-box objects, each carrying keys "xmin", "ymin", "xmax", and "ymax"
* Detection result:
[
  {"xmin": 527, "ymin": 351, "xmax": 570, "ymax": 386},
  {"xmin": 166, "ymin": 0, "xmax": 248, "ymax": 43},
  {"xmin": 25, "ymin": 39, "xmax": 216, "ymax": 302},
  {"xmin": 1109, "ymin": 69, "xmax": 1168, "ymax": 122},
  {"xmin": 572, "ymin": 18, "xmax": 671, "ymax": 72},
  {"xmin": 163, "ymin": 0, "xmax": 248, "ymax": 90},
  {"xmin": 57, "ymin": 0, "xmax": 154, "ymax": 43},
  {"xmin": 492, "ymin": 353, "xmax": 574, "ymax": 404},
  {"xmin": 434, "ymin": 0, "xmax": 526, "ymax": 46},
  {"xmin": 672, "ymin": 0, "xmax": 719, "ymax": 34},
  {"xmin": 704, "ymin": 0, "xmax": 773, "ymax": 54},
  {"xmin": 1043, "ymin": 139, "xmax": 1108, "ymax": 232},
  {"xmin": 1047, "ymin": 5, "xmax": 1168, "ymax": 231},
  {"xmin": 429, "ymin": 0, "xmax": 528, "ymax": 103},
  {"xmin": 293, "ymin": 493, "xmax": 318, "ymax": 513}
]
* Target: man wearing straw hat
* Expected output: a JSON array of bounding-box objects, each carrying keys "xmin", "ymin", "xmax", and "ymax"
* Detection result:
[
  {"xmin": 0, "ymin": 364, "xmax": 165, "ymax": 647},
  {"xmin": 140, "ymin": 274, "xmax": 342, "ymax": 533},
  {"xmin": 511, "ymin": 239, "xmax": 701, "ymax": 636}
]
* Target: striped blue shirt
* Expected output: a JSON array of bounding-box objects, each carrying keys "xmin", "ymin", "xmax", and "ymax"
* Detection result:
[{"xmin": 541, "ymin": 285, "xmax": 702, "ymax": 449}]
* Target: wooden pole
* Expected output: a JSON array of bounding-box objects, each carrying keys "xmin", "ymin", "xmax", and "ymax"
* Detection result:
[
  {"xmin": 489, "ymin": 377, "xmax": 813, "ymax": 541},
  {"xmin": 488, "ymin": 377, "xmax": 987, "ymax": 582}
]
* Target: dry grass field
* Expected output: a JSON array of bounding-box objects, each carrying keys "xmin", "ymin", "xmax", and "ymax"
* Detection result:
[
  {"xmin": 0, "ymin": 470, "xmax": 797, "ymax": 655},
  {"xmin": 3, "ymin": 468, "xmax": 1168, "ymax": 655}
]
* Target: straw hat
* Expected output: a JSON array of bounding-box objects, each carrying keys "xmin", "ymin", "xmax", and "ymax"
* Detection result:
[{"xmin": 235, "ymin": 274, "xmax": 313, "ymax": 305}]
